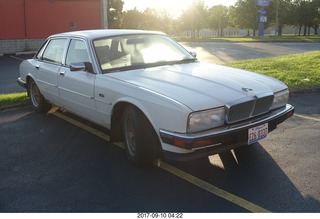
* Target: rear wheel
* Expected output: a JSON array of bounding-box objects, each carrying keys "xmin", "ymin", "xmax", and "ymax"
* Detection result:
[
  {"xmin": 27, "ymin": 78, "xmax": 51, "ymax": 113},
  {"xmin": 122, "ymin": 106, "xmax": 158, "ymax": 166}
]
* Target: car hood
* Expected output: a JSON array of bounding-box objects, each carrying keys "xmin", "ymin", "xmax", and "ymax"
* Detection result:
[{"xmin": 108, "ymin": 62, "xmax": 287, "ymax": 111}]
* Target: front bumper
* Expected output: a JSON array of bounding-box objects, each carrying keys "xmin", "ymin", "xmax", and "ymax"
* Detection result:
[
  {"xmin": 17, "ymin": 77, "xmax": 27, "ymax": 89},
  {"xmin": 160, "ymin": 104, "xmax": 294, "ymax": 161}
]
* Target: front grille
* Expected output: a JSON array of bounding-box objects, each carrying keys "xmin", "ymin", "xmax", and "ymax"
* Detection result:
[
  {"xmin": 252, "ymin": 95, "xmax": 274, "ymax": 116},
  {"xmin": 227, "ymin": 100, "xmax": 255, "ymax": 123},
  {"xmin": 226, "ymin": 93, "xmax": 274, "ymax": 124}
]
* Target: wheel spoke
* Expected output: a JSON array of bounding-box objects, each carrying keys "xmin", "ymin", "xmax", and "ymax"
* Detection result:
[
  {"xmin": 31, "ymin": 83, "xmax": 40, "ymax": 107},
  {"xmin": 27, "ymin": 79, "xmax": 51, "ymax": 113},
  {"xmin": 125, "ymin": 117, "xmax": 136, "ymax": 155}
]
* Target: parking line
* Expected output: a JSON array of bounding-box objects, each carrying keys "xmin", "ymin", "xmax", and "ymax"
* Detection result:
[
  {"xmin": 156, "ymin": 161, "xmax": 270, "ymax": 212},
  {"xmin": 9, "ymin": 55, "xmax": 25, "ymax": 61},
  {"xmin": 294, "ymin": 113, "xmax": 320, "ymax": 122},
  {"xmin": 51, "ymin": 110, "xmax": 270, "ymax": 213},
  {"xmin": 52, "ymin": 110, "xmax": 112, "ymax": 143}
]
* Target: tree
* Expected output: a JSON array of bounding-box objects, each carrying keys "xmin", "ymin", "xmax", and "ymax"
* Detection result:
[
  {"xmin": 230, "ymin": 0, "xmax": 259, "ymax": 36},
  {"xmin": 121, "ymin": 8, "xmax": 144, "ymax": 29},
  {"xmin": 309, "ymin": 0, "xmax": 320, "ymax": 35},
  {"xmin": 121, "ymin": 7, "xmax": 174, "ymax": 33},
  {"xmin": 107, "ymin": 0, "xmax": 124, "ymax": 29},
  {"xmin": 208, "ymin": 5, "xmax": 229, "ymax": 36},
  {"xmin": 156, "ymin": 10, "xmax": 176, "ymax": 34},
  {"xmin": 268, "ymin": 0, "xmax": 296, "ymax": 36},
  {"xmin": 140, "ymin": 8, "xmax": 165, "ymax": 30},
  {"xmin": 178, "ymin": 0, "xmax": 209, "ymax": 36}
]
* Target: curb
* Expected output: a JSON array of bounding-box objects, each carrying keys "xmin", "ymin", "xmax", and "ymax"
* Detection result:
[
  {"xmin": 0, "ymin": 51, "xmax": 36, "ymax": 57},
  {"xmin": 289, "ymin": 88, "xmax": 320, "ymax": 96},
  {"xmin": 15, "ymin": 51, "xmax": 37, "ymax": 56},
  {"xmin": 0, "ymin": 102, "xmax": 30, "ymax": 111}
]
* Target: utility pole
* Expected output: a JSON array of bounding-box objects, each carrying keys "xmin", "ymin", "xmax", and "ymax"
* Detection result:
[
  {"xmin": 275, "ymin": 0, "xmax": 279, "ymax": 35},
  {"xmin": 218, "ymin": 0, "xmax": 221, "ymax": 37},
  {"xmin": 101, "ymin": 0, "xmax": 108, "ymax": 29},
  {"xmin": 192, "ymin": 0, "xmax": 194, "ymax": 38}
]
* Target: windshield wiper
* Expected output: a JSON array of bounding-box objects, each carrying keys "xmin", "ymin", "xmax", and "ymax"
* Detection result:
[
  {"xmin": 148, "ymin": 58, "xmax": 197, "ymax": 67},
  {"xmin": 102, "ymin": 58, "xmax": 197, "ymax": 74},
  {"xmin": 102, "ymin": 64, "xmax": 146, "ymax": 73},
  {"xmin": 173, "ymin": 58, "xmax": 197, "ymax": 64}
]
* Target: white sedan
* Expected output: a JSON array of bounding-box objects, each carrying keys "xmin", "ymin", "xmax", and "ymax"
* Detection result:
[{"xmin": 18, "ymin": 29, "xmax": 294, "ymax": 166}]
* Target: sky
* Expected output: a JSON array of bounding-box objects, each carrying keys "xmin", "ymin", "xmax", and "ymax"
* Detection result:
[{"xmin": 123, "ymin": 0, "xmax": 237, "ymax": 16}]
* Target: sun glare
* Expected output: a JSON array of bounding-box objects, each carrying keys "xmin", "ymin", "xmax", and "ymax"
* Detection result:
[
  {"xmin": 123, "ymin": 0, "xmax": 192, "ymax": 17},
  {"xmin": 123, "ymin": 0, "xmax": 237, "ymax": 17}
]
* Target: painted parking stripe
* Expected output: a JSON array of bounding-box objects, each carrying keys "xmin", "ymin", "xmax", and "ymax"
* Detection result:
[
  {"xmin": 294, "ymin": 113, "xmax": 320, "ymax": 122},
  {"xmin": 52, "ymin": 110, "xmax": 112, "ymax": 142},
  {"xmin": 9, "ymin": 55, "xmax": 25, "ymax": 61},
  {"xmin": 51, "ymin": 110, "xmax": 270, "ymax": 213},
  {"xmin": 156, "ymin": 161, "xmax": 270, "ymax": 213}
]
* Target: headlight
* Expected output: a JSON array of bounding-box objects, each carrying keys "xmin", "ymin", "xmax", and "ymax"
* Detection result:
[
  {"xmin": 188, "ymin": 107, "xmax": 225, "ymax": 133},
  {"xmin": 271, "ymin": 89, "xmax": 289, "ymax": 110}
]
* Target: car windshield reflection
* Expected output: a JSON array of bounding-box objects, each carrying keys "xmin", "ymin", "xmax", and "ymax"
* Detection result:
[{"xmin": 93, "ymin": 34, "xmax": 196, "ymax": 73}]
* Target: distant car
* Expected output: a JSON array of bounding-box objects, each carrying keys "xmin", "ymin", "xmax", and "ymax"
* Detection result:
[{"xmin": 18, "ymin": 29, "xmax": 294, "ymax": 165}]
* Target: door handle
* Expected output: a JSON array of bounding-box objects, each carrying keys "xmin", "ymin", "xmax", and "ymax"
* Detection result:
[
  {"xmin": 59, "ymin": 71, "xmax": 66, "ymax": 76},
  {"xmin": 35, "ymin": 64, "xmax": 40, "ymax": 69}
]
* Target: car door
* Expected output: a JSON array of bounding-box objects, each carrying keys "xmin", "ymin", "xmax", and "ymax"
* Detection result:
[
  {"xmin": 58, "ymin": 38, "xmax": 97, "ymax": 120},
  {"xmin": 33, "ymin": 38, "xmax": 68, "ymax": 106}
]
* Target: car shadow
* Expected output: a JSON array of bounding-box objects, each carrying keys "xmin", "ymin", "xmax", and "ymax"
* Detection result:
[
  {"xmin": 1, "ymin": 106, "xmax": 319, "ymax": 212},
  {"xmin": 165, "ymin": 143, "xmax": 320, "ymax": 212}
]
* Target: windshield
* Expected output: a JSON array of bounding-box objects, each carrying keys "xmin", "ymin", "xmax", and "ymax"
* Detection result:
[{"xmin": 93, "ymin": 34, "xmax": 196, "ymax": 73}]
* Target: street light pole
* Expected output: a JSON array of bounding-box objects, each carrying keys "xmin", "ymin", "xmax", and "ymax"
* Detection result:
[
  {"xmin": 218, "ymin": 0, "xmax": 221, "ymax": 37},
  {"xmin": 101, "ymin": 0, "xmax": 108, "ymax": 29},
  {"xmin": 275, "ymin": 0, "xmax": 279, "ymax": 36},
  {"xmin": 192, "ymin": 0, "xmax": 194, "ymax": 38}
]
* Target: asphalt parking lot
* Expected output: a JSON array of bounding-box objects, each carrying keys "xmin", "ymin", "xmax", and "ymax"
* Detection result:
[
  {"xmin": 0, "ymin": 54, "xmax": 32, "ymax": 94},
  {"xmin": 1, "ymin": 94, "xmax": 320, "ymax": 212},
  {"xmin": 1, "ymin": 43, "xmax": 320, "ymax": 212}
]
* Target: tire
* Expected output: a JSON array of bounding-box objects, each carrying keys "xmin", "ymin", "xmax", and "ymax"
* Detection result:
[
  {"xmin": 122, "ymin": 106, "xmax": 158, "ymax": 166},
  {"xmin": 27, "ymin": 78, "xmax": 51, "ymax": 113}
]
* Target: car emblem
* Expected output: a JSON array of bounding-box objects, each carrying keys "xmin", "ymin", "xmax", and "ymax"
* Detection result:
[
  {"xmin": 242, "ymin": 87, "xmax": 256, "ymax": 97},
  {"xmin": 242, "ymin": 87, "xmax": 253, "ymax": 92}
]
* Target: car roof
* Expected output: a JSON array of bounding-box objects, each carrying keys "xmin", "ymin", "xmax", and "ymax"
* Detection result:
[{"xmin": 50, "ymin": 29, "xmax": 166, "ymax": 40}]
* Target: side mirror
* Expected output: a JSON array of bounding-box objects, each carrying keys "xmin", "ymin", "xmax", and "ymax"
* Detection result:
[
  {"xmin": 189, "ymin": 51, "xmax": 197, "ymax": 58},
  {"xmin": 70, "ymin": 62, "xmax": 94, "ymax": 73}
]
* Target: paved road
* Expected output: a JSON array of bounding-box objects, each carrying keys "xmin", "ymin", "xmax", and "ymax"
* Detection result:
[
  {"xmin": 1, "ymin": 93, "xmax": 320, "ymax": 212},
  {"xmin": 181, "ymin": 42, "xmax": 320, "ymax": 64},
  {"xmin": 0, "ymin": 55, "xmax": 30, "ymax": 94}
]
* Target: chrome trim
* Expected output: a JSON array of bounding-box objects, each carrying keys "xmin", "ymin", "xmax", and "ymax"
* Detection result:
[
  {"xmin": 58, "ymin": 87, "xmax": 94, "ymax": 99},
  {"xmin": 37, "ymin": 79, "xmax": 58, "ymax": 88},
  {"xmin": 192, "ymin": 143, "xmax": 222, "ymax": 151},
  {"xmin": 160, "ymin": 104, "xmax": 293, "ymax": 141},
  {"xmin": 225, "ymin": 91, "xmax": 274, "ymax": 124},
  {"xmin": 17, "ymin": 77, "xmax": 27, "ymax": 89}
]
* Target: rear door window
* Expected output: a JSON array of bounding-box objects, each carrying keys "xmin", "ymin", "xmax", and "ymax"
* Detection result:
[{"xmin": 42, "ymin": 38, "xmax": 67, "ymax": 64}]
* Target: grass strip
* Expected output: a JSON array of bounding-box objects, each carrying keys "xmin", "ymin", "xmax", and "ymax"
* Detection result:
[
  {"xmin": 226, "ymin": 51, "xmax": 320, "ymax": 90},
  {"xmin": 0, "ymin": 92, "xmax": 29, "ymax": 107}
]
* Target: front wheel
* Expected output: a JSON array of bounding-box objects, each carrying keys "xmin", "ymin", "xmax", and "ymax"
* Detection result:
[
  {"xmin": 27, "ymin": 78, "xmax": 51, "ymax": 113},
  {"xmin": 122, "ymin": 106, "xmax": 159, "ymax": 166}
]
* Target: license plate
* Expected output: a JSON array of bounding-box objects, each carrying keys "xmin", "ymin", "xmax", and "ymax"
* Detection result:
[{"xmin": 248, "ymin": 123, "xmax": 268, "ymax": 145}]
